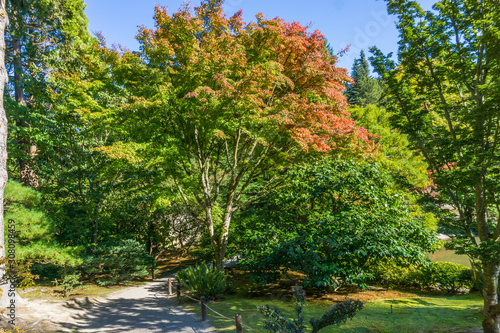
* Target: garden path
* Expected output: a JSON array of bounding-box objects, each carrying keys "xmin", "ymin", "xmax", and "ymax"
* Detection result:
[{"xmin": 2, "ymin": 275, "xmax": 219, "ymax": 333}]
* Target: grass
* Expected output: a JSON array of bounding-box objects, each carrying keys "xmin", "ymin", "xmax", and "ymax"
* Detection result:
[
  {"xmin": 181, "ymin": 267, "xmax": 484, "ymax": 333},
  {"xmin": 184, "ymin": 293, "xmax": 483, "ymax": 333}
]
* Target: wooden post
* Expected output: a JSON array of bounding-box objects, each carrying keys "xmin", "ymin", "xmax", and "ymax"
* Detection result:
[
  {"xmin": 391, "ymin": 304, "xmax": 393, "ymax": 314},
  {"xmin": 177, "ymin": 284, "xmax": 181, "ymax": 305},
  {"xmin": 151, "ymin": 267, "xmax": 155, "ymax": 280},
  {"xmin": 235, "ymin": 313, "xmax": 243, "ymax": 333},
  {"xmin": 168, "ymin": 278, "xmax": 172, "ymax": 295},
  {"xmin": 201, "ymin": 296, "xmax": 206, "ymax": 321},
  {"xmin": 179, "ymin": 261, "xmax": 182, "ymax": 270}
]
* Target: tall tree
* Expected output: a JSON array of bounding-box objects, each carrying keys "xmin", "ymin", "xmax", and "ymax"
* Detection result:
[
  {"xmin": 100, "ymin": 0, "xmax": 373, "ymax": 271},
  {"xmin": 345, "ymin": 50, "xmax": 382, "ymax": 107},
  {"xmin": 350, "ymin": 105, "xmax": 429, "ymax": 188},
  {"xmin": 5, "ymin": 0, "xmax": 89, "ymax": 188},
  {"xmin": 370, "ymin": 1, "xmax": 500, "ymax": 331}
]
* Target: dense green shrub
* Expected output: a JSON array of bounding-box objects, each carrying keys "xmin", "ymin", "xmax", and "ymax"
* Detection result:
[
  {"xmin": 175, "ymin": 264, "xmax": 227, "ymax": 300},
  {"xmin": 419, "ymin": 262, "xmax": 474, "ymax": 293},
  {"xmin": 368, "ymin": 260, "xmax": 421, "ymax": 289},
  {"xmin": 239, "ymin": 160, "xmax": 437, "ymax": 288},
  {"xmin": 81, "ymin": 239, "xmax": 155, "ymax": 286},
  {"xmin": 53, "ymin": 273, "xmax": 84, "ymax": 297},
  {"xmin": 369, "ymin": 260, "xmax": 474, "ymax": 293},
  {"xmin": 310, "ymin": 298, "xmax": 365, "ymax": 333},
  {"xmin": 4, "ymin": 180, "xmax": 83, "ymax": 280}
]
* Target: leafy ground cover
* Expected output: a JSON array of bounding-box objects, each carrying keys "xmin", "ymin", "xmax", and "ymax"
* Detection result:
[{"xmin": 182, "ymin": 267, "xmax": 483, "ymax": 333}]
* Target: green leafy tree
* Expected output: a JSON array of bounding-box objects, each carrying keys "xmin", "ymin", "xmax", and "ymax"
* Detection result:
[
  {"xmin": 5, "ymin": 0, "xmax": 89, "ymax": 188},
  {"xmin": 239, "ymin": 159, "xmax": 437, "ymax": 288},
  {"xmin": 345, "ymin": 50, "xmax": 382, "ymax": 107},
  {"xmin": 369, "ymin": 1, "xmax": 500, "ymax": 331},
  {"xmin": 350, "ymin": 105, "xmax": 430, "ymax": 188},
  {"xmin": 99, "ymin": 0, "xmax": 372, "ymax": 271}
]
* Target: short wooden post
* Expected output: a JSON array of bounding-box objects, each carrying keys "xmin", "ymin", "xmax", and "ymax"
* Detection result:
[
  {"xmin": 391, "ymin": 304, "xmax": 393, "ymax": 314},
  {"xmin": 177, "ymin": 284, "xmax": 181, "ymax": 305},
  {"xmin": 151, "ymin": 267, "xmax": 155, "ymax": 280},
  {"xmin": 201, "ymin": 296, "xmax": 206, "ymax": 321},
  {"xmin": 235, "ymin": 313, "xmax": 243, "ymax": 333},
  {"xmin": 179, "ymin": 261, "xmax": 182, "ymax": 270},
  {"xmin": 168, "ymin": 278, "xmax": 172, "ymax": 295}
]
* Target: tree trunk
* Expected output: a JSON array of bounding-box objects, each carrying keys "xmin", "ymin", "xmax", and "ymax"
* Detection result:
[
  {"xmin": 214, "ymin": 208, "xmax": 233, "ymax": 272},
  {"xmin": 0, "ymin": 0, "xmax": 9, "ymax": 291},
  {"xmin": 214, "ymin": 245, "xmax": 224, "ymax": 272},
  {"xmin": 482, "ymin": 262, "xmax": 500, "ymax": 333}
]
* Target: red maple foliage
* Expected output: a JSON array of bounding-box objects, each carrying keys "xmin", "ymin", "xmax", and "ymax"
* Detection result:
[{"xmin": 137, "ymin": 2, "xmax": 373, "ymax": 153}]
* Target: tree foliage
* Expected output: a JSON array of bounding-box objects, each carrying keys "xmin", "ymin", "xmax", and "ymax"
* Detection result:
[
  {"xmin": 5, "ymin": 0, "xmax": 89, "ymax": 187},
  {"xmin": 369, "ymin": 1, "xmax": 500, "ymax": 331},
  {"xmin": 239, "ymin": 159, "xmax": 437, "ymax": 288},
  {"xmin": 96, "ymin": 0, "xmax": 373, "ymax": 270},
  {"xmin": 349, "ymin": 105, "xmax": 429, "ymax": 188},
  {"xmin": 345, "ymin": 50, "xmax": 382, "ymax": 107}
]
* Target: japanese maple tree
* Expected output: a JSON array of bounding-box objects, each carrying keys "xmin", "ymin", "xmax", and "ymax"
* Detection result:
[{"xmin": 105, "ymin": 0, "xmax": 372, "ymax": 270}]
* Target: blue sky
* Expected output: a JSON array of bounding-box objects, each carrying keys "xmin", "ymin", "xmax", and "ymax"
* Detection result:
[{"xmin": 83, "ymin": 0, "xmax": 436, "ymax": 71}]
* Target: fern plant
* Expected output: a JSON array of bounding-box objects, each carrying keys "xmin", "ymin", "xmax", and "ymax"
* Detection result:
[{"xmin": 175, "ymin": 264, "xmax": 226, "ymax": 300}]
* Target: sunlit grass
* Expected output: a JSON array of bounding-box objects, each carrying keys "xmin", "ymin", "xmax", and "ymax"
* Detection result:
[{"xmin": 184, "ymin": 291, "xmax": 483, "ymax": 333}]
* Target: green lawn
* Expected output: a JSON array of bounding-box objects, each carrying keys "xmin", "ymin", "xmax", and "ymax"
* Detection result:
[{"xmin": 183, "ymin": 292, "xmax": 483, "ymax": 333}]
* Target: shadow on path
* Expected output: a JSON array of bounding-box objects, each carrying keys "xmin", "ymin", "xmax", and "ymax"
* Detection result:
[{"xmin": 67, "ymin": 277, "xmax": 217, "ymax": 333}]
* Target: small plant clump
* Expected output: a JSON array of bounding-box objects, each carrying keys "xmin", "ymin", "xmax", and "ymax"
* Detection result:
[
  {"xmin": 53, "ymin": 273, "xmax": 84, "ymax": 297},
  {"xmin": 309, "ymin": 298, "xmax": 364, "ymax": 333},
  {"xmin": 259, "ymin": 285, "xmax": 364, "ymax": 333},
  {"xmin": 175, "ymin": 263, "xmax": 227, "ymax": 300}
]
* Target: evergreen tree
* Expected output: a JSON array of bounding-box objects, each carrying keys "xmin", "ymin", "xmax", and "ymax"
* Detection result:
[
  {"xmin": 5, "ymin": 0, "xmax": 89, "ymax": 188},
  {"xmin": 346, "ymin": 50, "xmax": 382, "ymax": 107}
]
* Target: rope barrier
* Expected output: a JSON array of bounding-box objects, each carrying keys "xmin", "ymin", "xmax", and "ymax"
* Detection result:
[
  {"xmin": 203, "ymin": 302, "xmax": 263, "ymax": 333},
  {"xmin": 182, "ymin": 293, "xmax": 200, "ymax": 303}
]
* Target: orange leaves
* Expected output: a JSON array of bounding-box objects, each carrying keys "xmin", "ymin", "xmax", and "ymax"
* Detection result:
[
  {"xmin": 138, "ymin": 4, "xmax": 372, "ymax": 153},
  {"xmin": 272, "ymin": 94, "xmax": 370, "ymax": 152}
]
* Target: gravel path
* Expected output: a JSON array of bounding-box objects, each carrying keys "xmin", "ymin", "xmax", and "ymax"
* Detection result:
[
  {"xmin": 71, "ymin": 276, "xmax": 219, "ymax": 333},
  {"xmin": 0, "ymin": 275, "xmax": 222, "ymax": 332}
]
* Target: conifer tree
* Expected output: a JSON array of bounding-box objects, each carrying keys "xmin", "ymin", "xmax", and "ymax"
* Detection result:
[
  {"xmin": 346, "ymin": 50, "xmax": 382, "ymax": 107},
  {"xmin": 5, "ymin": 0, "xmax": 89, "ymax": 188}
]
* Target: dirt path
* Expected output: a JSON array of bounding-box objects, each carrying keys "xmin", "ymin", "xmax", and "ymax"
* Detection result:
[{"xmin": 2, "ymin": 277, "xmax": 219, "ymax": 333}]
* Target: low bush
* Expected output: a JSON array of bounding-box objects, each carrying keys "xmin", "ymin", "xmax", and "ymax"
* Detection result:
[
  {"xmin": 53, "ymin": 273, "xmax": 84, "ymax": 297},
  {"xmin": 310, "ymin": 298, "xmax": 365, "ymax": 333},
  {"xmin": 259, "ymin": 285, "xmax": 364, "ymax": 333},
  {"xmin": 3, "ymin": 181, "xmax": 83, "ymax": 281},
  {"xmin": 175, "ymin": 264, "xmax": 226, "ymax": 300},
  {"xmin": 369, "ymin": 260, "xmax": 473, "ymax": 293},
  {"xmin": 81, "ymin": 239, "xmax": 155, "ymax": 286},
  {"xmin": 368, "ymin": 260, "xmax": 421, "ymax": 289},
  {"xmin": 419, "ymin": 261, "xmax": 474, "ymax": 292}
]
